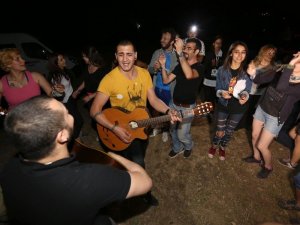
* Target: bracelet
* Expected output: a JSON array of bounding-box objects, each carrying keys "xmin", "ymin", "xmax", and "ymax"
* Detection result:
[
  {"xmin": 51, "ymin": 90, "xmax": 64, "ymax": 97},
  {"xmin": 287, "ymin": 64, "xmax": 295, "ymax": 69},
  {"xmin": 93, "ymin": 111, "xmax": 102, "ymax": 120},
  {"xmin": 111, "ymin": 124, "xmax": 118, "ymax": 131},
  {"xmin": 165, "ymin": 108, "xmax": 170, "ymax": 115}
]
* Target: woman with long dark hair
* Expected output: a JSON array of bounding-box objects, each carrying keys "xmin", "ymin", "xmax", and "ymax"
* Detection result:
[
  {"xmin": 208, "ymin": 41, "xmax": 252, "ymax": 160},
  {"xmin": 48, "ymin": 52, "xmax": 83, "ymax": 140},
  {"xmin": 72, "ymin": 46, "xmax": 110, "ymax": 109}
]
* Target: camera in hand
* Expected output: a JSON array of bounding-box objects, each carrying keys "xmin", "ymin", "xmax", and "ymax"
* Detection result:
[{"xmin": 238, "ymin": 92, "xmax": 246, "ymax": 99}]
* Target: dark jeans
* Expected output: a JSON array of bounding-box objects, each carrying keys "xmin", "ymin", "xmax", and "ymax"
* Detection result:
[
  {"xmin": 203, "ymin": 85, "xmax": 217, "ymax": 109},
  {"xmin": 118, "ymin": 139, "xmax": 154, "ymax": 202},
  {"xmin": 118, "ymin": 139, "xmax": 148, "ymax": 168}
]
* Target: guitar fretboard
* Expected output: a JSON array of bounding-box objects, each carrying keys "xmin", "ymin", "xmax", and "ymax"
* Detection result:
[
  {"xmin": 136, "ymin": 103, "xmax": 213, "ymax": 128},
  {"xmin": 137, "ymin": 115, "xmax": 171, "ymax": 127},
  {"xmin": 136, "ymin": 109, "xmax": 196, "ymax": 127}
]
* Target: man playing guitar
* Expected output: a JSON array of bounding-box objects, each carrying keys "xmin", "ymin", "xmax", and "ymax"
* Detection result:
[{"xmin": 91, "ymin": 40, "xmax": 181, "ymax": 206}]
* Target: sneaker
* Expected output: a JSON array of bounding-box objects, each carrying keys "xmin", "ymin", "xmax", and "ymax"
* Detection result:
[
  {"xmin": 257, "ymin": 166, "xmax": 273, "ymax": 179},
  {"xmin": 168, "ymin": 149, "xmax": 184, "ymax": 158},
  {"xmin": 278, "ymin": 199, "xmax": 300, "ymax": 211},
  {"xmin": 142, "ymin": 192, "xmax": 159, "ymax": 207},
  {"xmin": 219, "ymin": 148, "xmax": 225, "ymax": 161},
  {"xmin": 208, "ymin": 146, "xmax": 217, "ymax": 158},
  {"xmin": 242, "ymin": 155, "xmax": 262, "ymax": 164},
  {"xmin": 278, "ymin": 158, "xmax": 297, "ymax": 169},
  {"xmin": 183, "ymin": 149, "xmax": 192, "ymax": 158},
  {"xmin": 162, "ymin": 131, "xmax": 168, "ymax": 142},
  {"xmin": 149, "ymin": 128, "xmax": 161, "ymax": 137}
]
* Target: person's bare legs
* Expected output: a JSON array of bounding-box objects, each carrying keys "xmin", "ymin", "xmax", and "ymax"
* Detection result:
[
  {"xmin": 289, "ymin": 126, "xmax": 297, "ymax": 140},
  {"xmin": 251, "ymin": 118, "xmax": 264, "ymax": 160},
  {"xmin": 256, "ymin": 129, "xmax": 275, "ymax": 170}
]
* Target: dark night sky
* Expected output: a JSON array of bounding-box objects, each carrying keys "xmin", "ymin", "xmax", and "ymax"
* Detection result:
[{"xmin": 1, "ymin": 0, "xmax": 299, "ymax": 63}]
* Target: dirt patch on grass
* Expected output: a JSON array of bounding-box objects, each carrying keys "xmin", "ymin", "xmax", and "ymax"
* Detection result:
[{"xmin": 77, "ymin": 105, "xmax": 299, "ymax": 225}]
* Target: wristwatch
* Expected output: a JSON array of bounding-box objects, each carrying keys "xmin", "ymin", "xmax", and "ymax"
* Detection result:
[{"xmin": 177, "ymin": 52, "xmax": 183, "ymax": 58}]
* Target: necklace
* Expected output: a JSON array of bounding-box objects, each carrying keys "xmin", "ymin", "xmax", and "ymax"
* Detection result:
[{"xmin": 7, "ymin": 73, "xmax": 27, "ymax": 88}]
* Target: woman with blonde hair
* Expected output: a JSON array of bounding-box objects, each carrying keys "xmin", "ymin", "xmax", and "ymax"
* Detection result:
[
  {"xmin": 244, "ymin": 52, "xmax": 300, "ymax": 179},
  {"xmin": 0, "ymin": 48, "xmax": 62, "ymax": 110},
  {"xmin": 238, "ymin": 44, "xmax": 277, "ymax": 129}
]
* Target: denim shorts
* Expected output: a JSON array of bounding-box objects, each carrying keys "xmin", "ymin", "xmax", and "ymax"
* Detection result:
[{"xmin": 253, "ymin": 105, "xmax": 284, "ymax": 136}]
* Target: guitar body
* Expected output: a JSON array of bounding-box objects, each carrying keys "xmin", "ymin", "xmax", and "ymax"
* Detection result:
[
  {"xmin": 72, "ymin": 139, "xmax": 126, "ymax": 170},
  {"xmin": 97, "ymin": 107, "xmax": 150, "ymax": 151}
]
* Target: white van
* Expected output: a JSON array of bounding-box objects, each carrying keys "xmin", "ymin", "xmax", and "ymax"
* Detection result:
[{"xmin": 0, "ymin": 33, "xmax": 74, "ymax": 77}]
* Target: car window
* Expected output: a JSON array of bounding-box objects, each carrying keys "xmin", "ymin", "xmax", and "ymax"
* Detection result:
[
  {"xmin": 21, "ymin": 43, "xmax": 51, "ymax": 60},
  {"xmin": 0, "ymin": 44, "xmax": 17, "ymax": 50}
]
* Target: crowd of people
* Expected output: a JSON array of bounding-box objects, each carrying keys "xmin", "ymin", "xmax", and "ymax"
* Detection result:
[{"xmin": 0, "ymin": 26, "xmax": 300, "ymax": 224}]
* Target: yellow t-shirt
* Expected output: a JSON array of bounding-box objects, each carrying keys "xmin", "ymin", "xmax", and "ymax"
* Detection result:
[{"xmin": 98, "ymin": 66, "xmax": 153, "ymax": 112}]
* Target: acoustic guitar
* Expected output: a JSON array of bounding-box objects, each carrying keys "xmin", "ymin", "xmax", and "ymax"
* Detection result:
[
  {"xmin": 97, "ymin": 102, "xmax": 213, "ymax": 151},
  {"xmin": 72, "ymin": 139, "xmax": 126, "ymax": 170}
]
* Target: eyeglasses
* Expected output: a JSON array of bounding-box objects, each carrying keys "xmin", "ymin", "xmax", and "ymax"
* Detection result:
[{"xmin": 183, "ymin": 46, "xmax": 196, "ymax": 51}]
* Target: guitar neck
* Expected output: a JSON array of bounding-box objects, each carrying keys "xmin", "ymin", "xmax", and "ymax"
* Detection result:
[
  {"xmin": 137, "ymin": 114, "xmax": 171, "ymax": 127},
  {"xmin": 136, "ymin": 109, "xmax": 195, "ymax": 128}
]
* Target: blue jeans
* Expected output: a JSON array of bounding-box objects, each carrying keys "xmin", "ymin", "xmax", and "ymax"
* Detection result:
[
  {"xmin": 212, "ymin": 111, "xmax": 244, "ymax": 148},
  {"xmin": 169, "ymin": 100, "xmax": 195, "ymax": 153},
  {"xmin": 294, "ymin": 171, "xmax": 300, "ymax": 189}
]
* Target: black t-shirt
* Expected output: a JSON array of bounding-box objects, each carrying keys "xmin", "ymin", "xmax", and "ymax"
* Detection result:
[
  {"xmin": 172, "ymin": 62, "xmax": 204, "ymax": 104},
  {"xmin": 0, "ymin": 154, "xmax": 130, "ymax": 225},
  {"xmin": 203, "ymin": 51, "xmax": 223, "ymax": 80},
  {"xmin": 84, "ymin": 66, "xmax": 110, "ymax": 94},
  {"xmin": 218, "ymin": 68, "xmax": 249, "ymax": 114}
]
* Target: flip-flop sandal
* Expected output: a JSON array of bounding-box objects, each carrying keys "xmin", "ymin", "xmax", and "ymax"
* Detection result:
[{"xmin": 278, "ymin": 199, "xmax": 300, "ymax": 211}]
